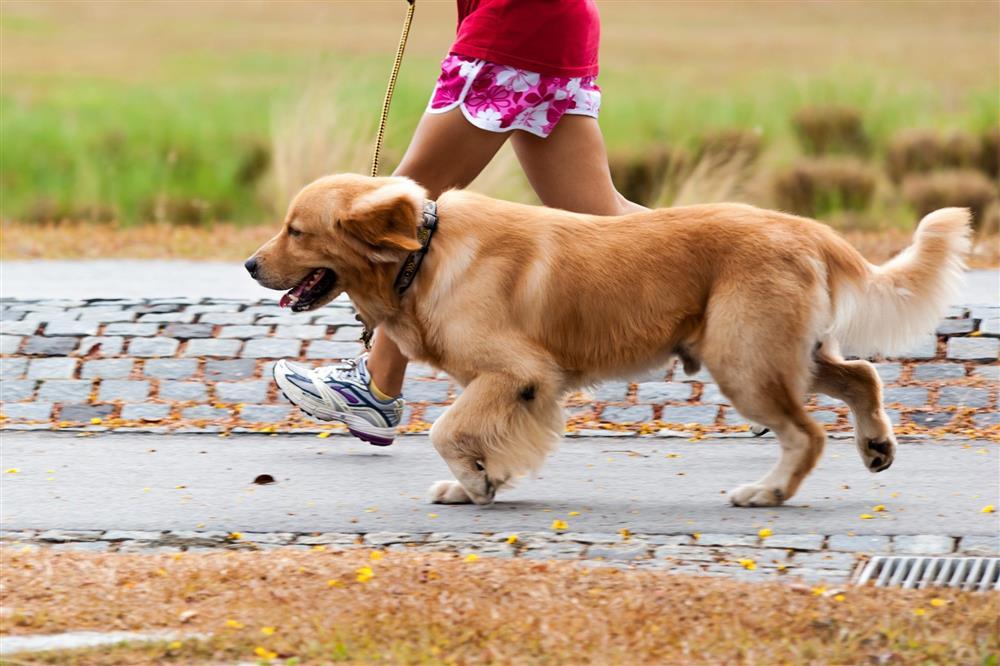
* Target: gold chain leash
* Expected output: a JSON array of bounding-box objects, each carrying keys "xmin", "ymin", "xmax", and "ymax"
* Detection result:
[{"xmin": 371, "ymin": 0, "xmax": 416, "ymax": 178}]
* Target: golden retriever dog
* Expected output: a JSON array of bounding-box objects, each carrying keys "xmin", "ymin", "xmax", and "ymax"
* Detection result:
[{"xmin": 248, "ymin": 174, "xmax": 969, "ymax": 507}]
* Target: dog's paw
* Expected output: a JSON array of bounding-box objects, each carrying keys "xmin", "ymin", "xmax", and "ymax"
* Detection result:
[
  {"xmin": 859, "ymin": 437, "xmax": 895, "ymax": 473},
  {"xmin": 427, "ymin": 480, "xmax": 474, "ymax": 504},
  {"xmin": 729, "ymin": 483, "xmax": 785, "ymax": 507}
]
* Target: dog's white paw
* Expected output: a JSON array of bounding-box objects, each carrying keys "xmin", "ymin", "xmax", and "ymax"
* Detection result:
[
  {"xmin": 427, "ymin": 480, "xmax": 474, "ymax": 504},
  {"xmin": 729, "ymin": 483, "xmax": 785, "ymax": 507}
]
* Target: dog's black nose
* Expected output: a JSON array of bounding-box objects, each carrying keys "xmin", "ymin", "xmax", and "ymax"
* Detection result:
[{"xmin": 244, "ymin": 257, "xmax": 259, "ymax": 278}]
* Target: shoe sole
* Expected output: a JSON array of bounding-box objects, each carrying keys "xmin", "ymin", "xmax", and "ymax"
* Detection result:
[{"xmin": 273, "ymin": 363, "xmax": 397, "ymax": 446}]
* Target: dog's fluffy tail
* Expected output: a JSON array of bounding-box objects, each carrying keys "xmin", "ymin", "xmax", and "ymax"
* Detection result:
[{"xmin": 829, "ymin": 208, "xmax": 972, "ymax": 357}]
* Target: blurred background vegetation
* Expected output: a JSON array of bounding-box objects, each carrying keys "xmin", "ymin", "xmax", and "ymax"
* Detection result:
[{"xmin": 1, "ymin": 1, "xmax": 998, "ymax": 251}]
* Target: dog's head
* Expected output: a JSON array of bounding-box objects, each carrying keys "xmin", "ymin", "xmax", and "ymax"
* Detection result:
[{"xmin": 246, "ymin": 174, "xmax": 426, "ymax": 312}]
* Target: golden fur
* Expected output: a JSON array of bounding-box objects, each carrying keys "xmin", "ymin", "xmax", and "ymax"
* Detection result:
[{"xmin": 250, "ymin": 174, "xmax": 971, "ymax": 507}]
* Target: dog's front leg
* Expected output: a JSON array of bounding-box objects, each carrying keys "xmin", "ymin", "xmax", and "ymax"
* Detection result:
[{"xmin": 425, "ymin": 370, "xmax": 558, "ymax": 505}]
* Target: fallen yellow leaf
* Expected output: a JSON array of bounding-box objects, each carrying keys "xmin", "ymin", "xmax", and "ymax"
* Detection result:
[{"xmin": 758, "ymin": 528, "xmax": 773, "ymax": 539}]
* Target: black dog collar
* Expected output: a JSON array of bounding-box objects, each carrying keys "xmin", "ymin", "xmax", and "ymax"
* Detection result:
[{"xmin": 394, "ymin": 199, "xmax": 439, "ymax": 295}]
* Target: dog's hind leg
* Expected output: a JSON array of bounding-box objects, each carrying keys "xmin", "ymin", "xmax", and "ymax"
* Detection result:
[
  {"xmin": 811, "ymin": 342, "xmax": 895, "ymax": 473},
  {"xmin": 427, "ymin": 371, "xmax": 563, "ymax": 505}
]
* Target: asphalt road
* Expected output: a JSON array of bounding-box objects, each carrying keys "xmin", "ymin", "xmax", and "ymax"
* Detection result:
[{"xmin": 1, "ymin": 432, "xmax": 996, "ymax": 537}]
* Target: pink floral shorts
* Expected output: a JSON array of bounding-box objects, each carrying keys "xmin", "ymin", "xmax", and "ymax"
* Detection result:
[{"xmin": 427, "ymin": 55, "xmax": 601, "ymax": 138}]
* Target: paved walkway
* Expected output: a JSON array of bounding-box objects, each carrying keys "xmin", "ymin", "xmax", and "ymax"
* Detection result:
[{"xmin": 2, "ymin": 432, "xmax": 997, "ymax": 584}]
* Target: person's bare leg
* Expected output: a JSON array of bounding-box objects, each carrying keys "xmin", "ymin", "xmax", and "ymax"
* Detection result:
[
  {"xmin": 366, "ymin": 109, "xmax": 510, "ymax": 396},
  {"xmin": 511, "ymin": 115, "xmax": 646, "ymax": 215}
]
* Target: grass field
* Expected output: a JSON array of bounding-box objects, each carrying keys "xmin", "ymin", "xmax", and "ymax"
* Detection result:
[
  {"xmin": 2, "ymin": 1, "xmax": 997, "ymax": 235},
  {"xmin": 3, "ymin": 547, "xmax": 997, "ymax": 664}
]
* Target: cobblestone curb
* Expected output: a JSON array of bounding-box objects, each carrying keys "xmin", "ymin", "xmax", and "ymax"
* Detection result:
[
  {"xmin": 2, "ymin": 298, "xmax": 998, "ymax": 438},
  {"xmin": 3, "ymin": 530, "xmax": 996, "ymax": 585}
]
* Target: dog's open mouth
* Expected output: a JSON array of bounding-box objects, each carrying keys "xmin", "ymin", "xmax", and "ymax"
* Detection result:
[{"xmin": 279, "ymin": 268, "xmax": 337, "ymax": 312}]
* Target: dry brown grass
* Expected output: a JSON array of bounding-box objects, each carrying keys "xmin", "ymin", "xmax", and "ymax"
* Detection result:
[
  {"xmin": 792, "ymin": 106, "xmax": 871, "ymax": 157},
  {"xmin": 772, "ymin": 158, "xmax": 878, "ymax": 218},
  {"xmin": 2, "ymin": 548, "xmax": 997, "ymax": 665},
  {"xmin": 886, "ymin": 129, "xmax": 985, "ymax": 183},
  {"xmin": 902, "ymin": 169, "xmax": 999, "ymax": 229}
]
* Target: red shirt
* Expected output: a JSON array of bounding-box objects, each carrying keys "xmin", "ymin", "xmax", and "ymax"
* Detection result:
[{"xmin": 451, "ymin": 0, "xmax": 601, "ymax": 78}]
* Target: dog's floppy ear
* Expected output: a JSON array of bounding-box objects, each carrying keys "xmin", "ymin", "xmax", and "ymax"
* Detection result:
[{"xmin": 345, "ymin": 178, "xmax": 425, "ymax": 263}]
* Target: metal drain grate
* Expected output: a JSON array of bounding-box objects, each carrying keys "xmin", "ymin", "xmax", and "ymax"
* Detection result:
[{"xmin": 854, "ymin": 556, "xmax": 1000, "ymax": 591}]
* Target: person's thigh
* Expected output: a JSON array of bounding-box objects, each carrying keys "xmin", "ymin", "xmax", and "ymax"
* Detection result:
[
  {"xmin": 510, "ymin": 114, "xmax": 645, "ymax": 215},
  {"xmin": 393, "ymin": 108, "xmax": 510, "ymax": 196}
]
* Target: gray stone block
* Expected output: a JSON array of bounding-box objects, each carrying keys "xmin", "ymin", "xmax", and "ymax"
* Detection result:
[
  {"xmin": 898, "ymin": 335, "xmax": 938, "ymax": 360},
  {"xmin": 0, "ymin": 335, "xmax": 22, "ymax": 354},
  {"xmin": 38, "ymin": 529, "xmax": 102, "ymax": 543},
  {"xmin": 1, "ymin": 380, "xmax": 36, "ymax": 402},
  {"xmin": 103, "ymin": 530, "xmax": 163, "ymax": 541},
  {"xmin": 59, "ymin": 404, "xmax": 115, "ymax": 421},
  {"xmin": 593, "ymin": 381, "xmax": 630, "ymax": 402},
  {"xmin": 403, "ymin": 380, "xmax": 450, "ymax": 403},
  {"xmin": 974, "ymin": 412, "xmax": 1000, "ymax": 428},
  {"xmin": 184, "ymin": 338, "xmax": 242, "ymax": 358},
  {"xmin": 2, "ymin": 320, "xmax": 40, "ymax": 335},
  {"xmin": 219, "ymin": 325, "xmax": 270, "ymax": 339},
  {"xmin": 892, "ymin": 534, "xmax": 954, "ymax": 554},
  {"xmin": 143, "ymin": 359, "xmax": 198, "ymax": 379},
  {"xmin": 882, "ymin": 387, "xmax": 929, "ymax": 407},
  {"xmin": 98, "ymin": 380, "xmax": 150, "ymax": 402},
  {"xmin": 809, "ymin": 410, "xmax": 839, "ymax": 424},
  {"xmin": 104, "ymin": 323, "xmax": 160, "ymax": 336},
  {"xmin": 907, "ymin": 411, "xmax": 955, "ymax": 428},
  {"xmin": 959, "ymin": 535, "xmax": 999, "ymax": 555},
  {"xmin": 199, "ymin": 312, "xmax": 255, "ymax": 325},
  {"xmin": 164, "ymin": 323, "xmax": 214, "ymax": 338},
  {"xmin": 980, "ymin": 318, "xmax": 1000, "ymax": 337},
  {"xmin": 306, "ymin": 340, "xmax": 363, "ymax": 360},
  {"xmin": 204, "ymin": 359, "xmax": 257, "ymax": 381},
  {"xmin": 938, "ymin": 386, "xmax": 991, "ymax": 408},
  {"xmin": 636, "ymin": 381, "xmax": 690, "ymax": 403},
  {"xmin": 699, "ymin": 383, "xmax": 730, "ymax": 405},
  {"xmin": 27, "ymin": 357, "xmax": 77, "ymax": 379},
  {"xmin": 121, "ymin": 404, "xmax": 172, "ymax": 421},
  {"xmin": 238, "ymin": 405, "xmax": 290, "ymax": 422},
  {"xmin": 332, "ymin": 326, "xmax": 365, "ymax": 341},
  {"xmin": 158, "ymin": 381, "xmax": 207, "ymax": 402},
  {"xmin": 2, "ymin": 402, "xmax": 53, "ymax": 420},
  {"xmin": 137, "ymin": 312, "xmax": 195, "ymax": 323},
  {"xmin": 912, "ymin": 363, "xmax": 966, "ymax": 381},
  {"xmin": 421, "ymin": 405, "xmax": 448, "ymax": 423},
  {"xmin": 972, "ymin": 365, "xmax": 999, "ymax": 382},
  {"xmin": 790, "ymin": 550, "xmax": 860, "ymax": 569},
  {"xmin": 601, "ymin": 405, "xmax": 654, "ymax": 423},
  {"xmin": 245, "ymin": 305, "xmax": 284, "ymax": 317},
  {"xmin": 660, "ymin": 405, "xmax": 718, "ymax": 425},
  {"xmin": 182, "ymin": 405, "xmax": 231, "ymax": 420},
  {"xmin": 37, "ymin": 380, "xmax": 92, "ymax": 403},
  {"xmin": 78, "ymin": 337, "xmax": 124, "ymax": 357},
  {"xmin": 948, "ymin": 337, "xmax": 1000, "ymax": 361},
  {"xmin": 313, "ymin": 310, "xmax": 360, "ymax": 326},
  {"xmin": 760, "ymin": 534, "xmax": 825, "ymax": 550},
  {"xmin": 128, "ymin": 337, "xmax": 180, "ymax": 357},
  {"xmin": 936, "ymin": 318, "xmax": 975, "ymax": 336},
  {"xmin": 43, "ymin": 320, "xmax": 99, "ymax": 336},
  {"xmin": 0, "ymin": 357, "xmax": 28, "ymax": 378},
  {"xmin": 873, "ymin": 363, "xmax": 903, "ymax": 383},
  {"xmin": 826, "ymin": 534, "xmax": 891, "ymax": 552},
  {"xmin": 585, "ymin": 543, "xmax": 650, "ymax": 560},
  {"xmin": 23, "ymin": 336, "xmax": 78, "ymax": 356},
  {"xmin": 276, "ymin": 324, "xmax": 327, "ymax": 339},
  {"xmin": 692, "ymin": 533, "xmax": 758, "ymax": 547},
  {"xmin": 243, "ymin": 338, "xmax": 301, "ymax": 358},
  {"xmin": 82, "ymin": 359, "xmax": 134, "ymax": 379},
  {"xmin": 216, "ymin": 381, "xmax": 268, "ymax": 403}
]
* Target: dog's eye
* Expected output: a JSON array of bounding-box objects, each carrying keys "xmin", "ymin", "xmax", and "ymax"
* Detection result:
[{"xmin": 287, "ymin": 227, "xmax": 302, "ymax": 238}]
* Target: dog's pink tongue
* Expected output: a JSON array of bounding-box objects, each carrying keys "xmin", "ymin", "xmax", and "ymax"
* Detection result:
[{"xmin": 279, "ymin": 283, "xmax": 307, "ymax": 309}]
